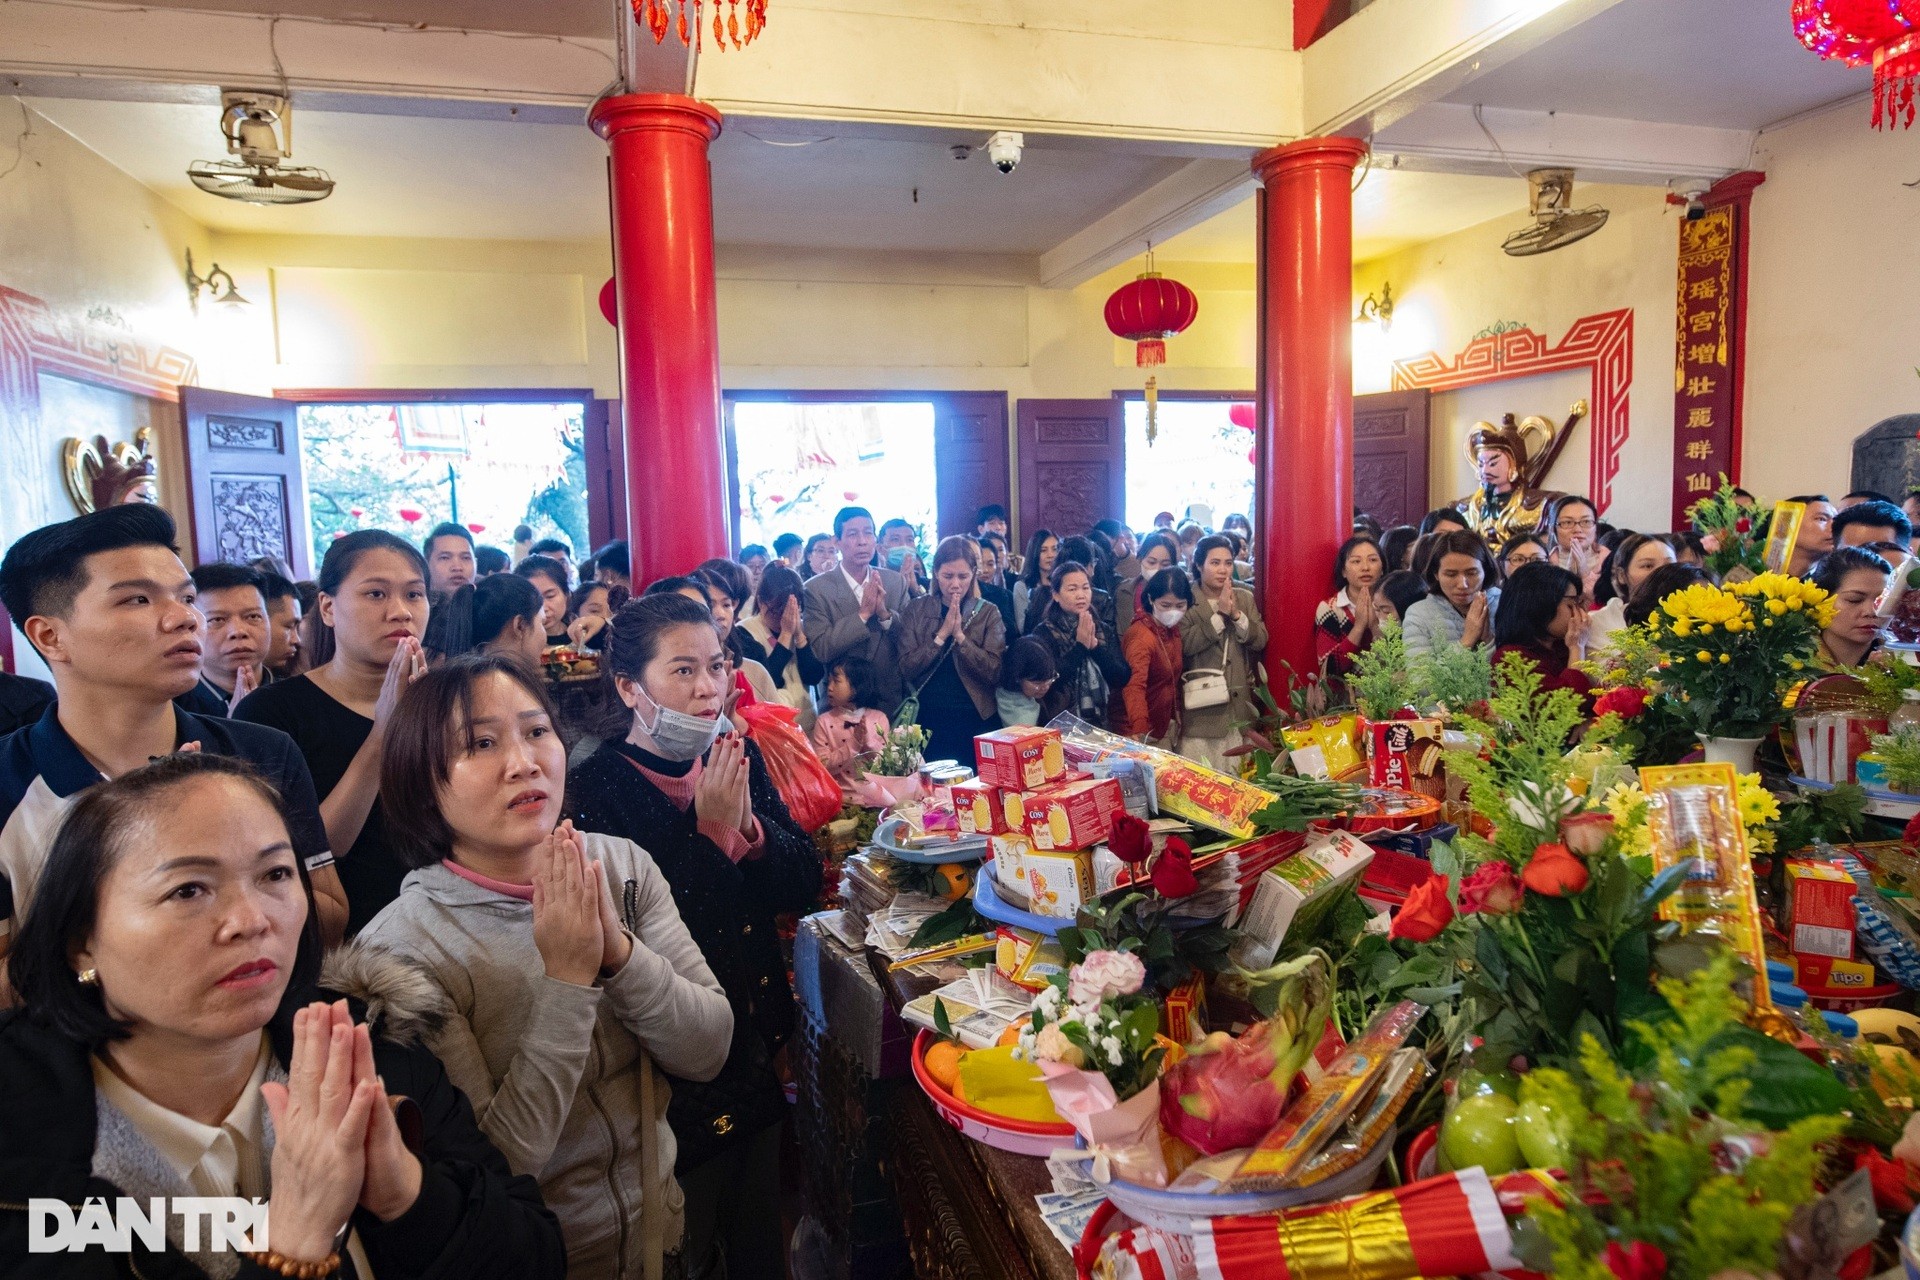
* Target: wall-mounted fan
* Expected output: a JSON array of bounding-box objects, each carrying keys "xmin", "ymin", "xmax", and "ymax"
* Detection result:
[
  {"xmin": 1501, "ymin": 168, "xmax": 1608, "ymax": 257},
  {"xmin": 187, "ymin": 91, "xmax": 335, "ymax": 205}
]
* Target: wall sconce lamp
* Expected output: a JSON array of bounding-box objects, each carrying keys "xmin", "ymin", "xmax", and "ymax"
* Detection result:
[
  {"xmin": 1356, "ymin": 281, "xmax": 1393, "ymax": 332},
  {"xmin": 185, "ymin": 249, "xmax": 249, "ymax": 314}
]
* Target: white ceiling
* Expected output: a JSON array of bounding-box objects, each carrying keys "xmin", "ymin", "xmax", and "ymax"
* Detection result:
[
  {"xmin": 1155, "ymin": 168, "xmax": 1532, "ymax": 266},
  {"xmin": 27, "ymin": 97, "xmax": 1188, "ymax": 252},
  {"xmin": 1442, "ymin": 0, "xmax": 1873, "ymax": 130}
]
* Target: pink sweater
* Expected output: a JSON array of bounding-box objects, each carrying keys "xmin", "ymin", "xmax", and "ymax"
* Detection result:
[
  {"xmin": 809, "ymin": 707, "xmax": 890, "ymax": 795},
  {"xmin": 626, "ymin": 755, "xmax": 767, "ymax": 864}
]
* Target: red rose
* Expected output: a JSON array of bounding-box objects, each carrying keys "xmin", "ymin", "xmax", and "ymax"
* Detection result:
[
  {"xmin": 1150, "ymin": 837, "xmax": 1199, "ymax": 899},
  {"xmin": 1458, "ymin": 861, "xmax": 1524, "ymax": 915},
  {"xmin": 1521, "ymin": 843, "xmax": 1590, "ymax": 897},
  {"xmin": 1903, "ymin": 812, "xmax": 1920, "ymax": 848},
  {"xmin": 1108, "ymin": 812, "xmax": 1152, "ymax": 866},
  {"xmin": 1858, "ymin": 1148, "xmax": 1920, "ymax": 1215},
  {"xmin": 1734, "ymin": 516, "xmax": 1752, "ymax": 534},
  {"xmin": 1603, "ymin": 1241, "xmax": 1667, "ymax": 1280},
  {"xmin": 1593, "ymin": 685, "xmax": 1649, "ymax": 720},
  {"xmin": 1389, "ymin": 874, "xmax": 1455, "ymax": 942}
]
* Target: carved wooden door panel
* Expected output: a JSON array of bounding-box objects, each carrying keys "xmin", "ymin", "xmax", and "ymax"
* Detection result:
[
  {"xmin": 1353, "ymin": 388, "xmax": 1432, "ymax": 530},
  {"xmin": 1014, "ymin": 399, "xmax": 1124, "ymax": 545},
  {"xmin": 583, "ymin": 398, "xmax": 627, "ymax": 549},
  {"xmin": 178, "ymin": 388, "xmax": 310, "ymax": 576},
  {"xmin": 933, "ymin": 392, "xmax": 1011, "ymax": 539}
]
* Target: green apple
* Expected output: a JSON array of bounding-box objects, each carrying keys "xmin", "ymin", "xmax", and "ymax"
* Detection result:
[
  {"xmin": 1514, "ymin": 1094, "xmax": 1572, "ymax": 1169},
  {"xmin": 1439, "ymin": 1093, "xmax": 1522, "ymax": 1175},
  {"xmin": 1455, "ymin": 1064, "xmax": 1521, "ymax": 1101}
]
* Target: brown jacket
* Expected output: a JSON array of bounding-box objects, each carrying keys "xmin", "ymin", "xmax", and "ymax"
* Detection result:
[{"xmin": 896, "ymin": 593, "xmax": 1007, "ymax": 720}]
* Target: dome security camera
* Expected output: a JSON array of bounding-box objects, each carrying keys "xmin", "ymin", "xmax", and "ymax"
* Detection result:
[{"xmin": 985, "ymin": 131, "xmax": 1023, "ymax": 175}]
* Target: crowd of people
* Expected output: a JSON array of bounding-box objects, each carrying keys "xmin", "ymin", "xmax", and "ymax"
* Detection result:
[
  {"xmin": 1314, "ymin": 488, "xmax": 1918, "ymax": 709},
  {"xmin": 0, "ymin": 480, "xmax": 1911, "ymax": 1278}
]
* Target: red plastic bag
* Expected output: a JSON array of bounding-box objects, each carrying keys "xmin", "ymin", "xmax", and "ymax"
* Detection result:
[{"xmin": 735, "ymin": 702, "xmax": 841, "ymax": 833}]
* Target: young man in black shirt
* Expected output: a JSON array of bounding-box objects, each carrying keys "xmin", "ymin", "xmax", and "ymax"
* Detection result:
[
  {"xmin": 258, "ymin": 568, "xmax": 304, "ymax": 679},
  {"xmin": 174, "ymin": 562, "xmax": 272, "ymax": 717},
  {"xmin": 423, "ymin": 521, "xmax": 477, "ymax": 595},
  {"xmin": 0, "ymin": 506, "xmax": 347, "ymax": 996}
]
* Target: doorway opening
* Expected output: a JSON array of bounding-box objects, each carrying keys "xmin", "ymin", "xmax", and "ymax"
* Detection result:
[
  {"xmin": 728, "ymin": 399, "xmax": 939, "ymax": 551},
  {"xmin": 297, "ymin": 400, "xmax": 588, "ymax": 568},
  {"xmin": 1120, "ymin": 395, "xmax": 1255, "ymax": 533}
]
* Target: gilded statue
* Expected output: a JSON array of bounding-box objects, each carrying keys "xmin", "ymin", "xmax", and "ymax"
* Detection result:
[{"xmin": 62, "ymin": 429, "xmax": 159, "ymax": 514}]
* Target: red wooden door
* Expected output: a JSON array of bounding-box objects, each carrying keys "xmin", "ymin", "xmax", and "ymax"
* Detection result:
[
  {"xmin": 583, "ymin": 398, "xmax": 627, "ymax": 549},
  {"xmin": 1352, "ymin": 388, "xmax": 1432, "ymax": 530},
  {"xmin": 932, "ymin": 392, "xmax": 1010, "ymax": 539},
  {"xmin": 1015, "ymin": 399, "xmax": 1124, "ymax": 544},
  {"xmin": 178, "ymin": 388, "xmax": 310, "ymax": 576}
]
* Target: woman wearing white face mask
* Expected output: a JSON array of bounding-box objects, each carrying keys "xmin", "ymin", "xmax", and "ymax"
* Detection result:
[
  {"xmin": 565, "ymin": 593, "xmax": 822, "ymax": 1280},
  {"xmin": 1120, "ymin": 566, "xmax": 1194, "ymax": 745}
]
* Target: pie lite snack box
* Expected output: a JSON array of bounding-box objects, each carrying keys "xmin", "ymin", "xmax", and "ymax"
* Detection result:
[
  {"xmin": 974, "ymin": 725, "xmax": 1066, "ymax": 791},
  {"xmin": 1024, "ymin": 775, "xmax": 1128, "ymax": 851}
]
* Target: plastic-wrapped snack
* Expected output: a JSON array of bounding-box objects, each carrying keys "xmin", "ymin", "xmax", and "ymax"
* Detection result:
[
  {"xmin": 1223, "ymin": 1000, "xmax": 1425, "ymax": 1191},
  {"xmin": 1048, "ymin": 712, "xmax": 1275, "ymax": 838},
  {"xmin": 1639, "ymin": 762, "xmax": 1773, "ymax": 1012}
]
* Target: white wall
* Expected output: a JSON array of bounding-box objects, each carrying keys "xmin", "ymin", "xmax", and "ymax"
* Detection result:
[{"xmin": 1744, "ymin": 105, "xmax": 1920, "ymax": 502}]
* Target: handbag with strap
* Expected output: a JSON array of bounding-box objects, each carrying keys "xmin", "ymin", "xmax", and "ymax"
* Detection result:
[
  {"xmin": 894, "ymin": 603, "xmax": 970, "ymax": 726},
  {"xmin": 1182, "ymin": 603, "xmax": 1240, "ymax": 711}
]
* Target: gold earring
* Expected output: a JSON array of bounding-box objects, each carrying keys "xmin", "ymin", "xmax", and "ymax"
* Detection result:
[{"xmin": 77, "ymin": 969, "xmax": 99, "ymax": 987}]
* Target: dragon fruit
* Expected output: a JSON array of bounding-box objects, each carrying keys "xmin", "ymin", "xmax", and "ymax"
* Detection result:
[{"xmin": 1159, "ymin": 952, "xmax": 1331, "ymax": 1155}]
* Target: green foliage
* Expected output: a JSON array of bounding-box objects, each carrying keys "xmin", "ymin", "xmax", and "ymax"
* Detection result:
[
  {"xmin": 908, "ymin": 898, "xmax": 989, "ymax": 949},
  {"xmin": 1057, "ymin": 892, "xmax": 1235, "ymax": 996},
  {"xmin": 1347, "ymin": 620, "xmax": 1416, "ymax": 720},
  {"xmin": 1411, "ymin": 641, "xmax": 1493, "ymax": 713},
  {"xmin": 1247, "ymin": 773, "xmax": 1368, "ymax": 834},
  {"xmin": 1684, "ymin": 476, "xmax": 1768, "ymax": 579},
  {"xmin": 1517, "ymin": 955, "xmax": 1848, "ymax": 1280},
  {"xmin": 1869, "ymin": 725, "xmax": 1920, "ymax": 794},
  {"xmin": 1771, "ymin": 782, "xmax": 1871, "ymax": 853},
  {"xmin": 1859, "ymin": 659, "xmax": 1920, "ymax": 717},
  {"xmin": 1446, "ymin": 654, "xmax": 1612, "ymax": 864}
]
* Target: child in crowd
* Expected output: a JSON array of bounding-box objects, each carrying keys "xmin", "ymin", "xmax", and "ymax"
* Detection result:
[
  {"xmin": 809, "ymin": 656, "xmax": 891, "ymax": 795},
  {"xmin": 996, "ymin": 635, "xmax": 1058, "ymax": 727}
]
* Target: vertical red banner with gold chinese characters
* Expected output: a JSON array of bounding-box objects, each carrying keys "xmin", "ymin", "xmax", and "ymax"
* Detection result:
[{"xmin": 1671, "ymin": 172, "xmax": 1764, "ymax": 526}]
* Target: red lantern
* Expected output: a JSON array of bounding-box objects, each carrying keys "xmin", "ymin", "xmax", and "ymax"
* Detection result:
[
  {"xmin": 397, "ymin": 507, "xmax": 424, "ymax": 524},
  {"xmin": 467, "ymin": 522, "xmax": 486, "ymax": 534},
  {"xmin": 1228, "ymin": 403, "xmax": 1256, "ymax": 431},
  {"xmin": 1793, "ymin": 0, "xmax": 1918, "ymax": 127},
  {"xmin": 349, "ymin": 506, "xmax": 364, "ymax": 518},
  {"xmin": 598, "ymin": 278, "xmax": 617, "ymax": 327},
  {"xmin": 1104, "ymin": 271, "xmax": 1199, "ymax": 367}
]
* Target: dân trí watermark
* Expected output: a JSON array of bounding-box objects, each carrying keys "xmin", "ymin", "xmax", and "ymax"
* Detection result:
[{"xmin": 27, "ymin": 1197, "xmax": 269, "ymax": 1253}]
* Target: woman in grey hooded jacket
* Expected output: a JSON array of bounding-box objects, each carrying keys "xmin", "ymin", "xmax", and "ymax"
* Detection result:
[{"xmin": 358, "ymin": 654, "xmax": 732, "ymax": 1280}]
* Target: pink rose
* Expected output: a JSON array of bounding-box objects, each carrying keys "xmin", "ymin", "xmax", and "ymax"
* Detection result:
[
  {"xmin": 1558, "ymin": 812, "xmax": 1616, "ymax": 858},
  {"xmin": 1700, "ymin": 532, "xmax": 1722, "ymax": 554},
  {"xmin": 1068, "ymin": 950, "xmax": 1146, "ymax": 1008},
  {"xmin": 1457, "ymin": 861, "xmax": 1524, "ymax": 915}
]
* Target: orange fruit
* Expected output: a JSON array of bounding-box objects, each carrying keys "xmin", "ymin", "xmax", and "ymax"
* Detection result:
[
  {"xmin": 934, "ymin": 863, "xmax": 974, "ymax": 901},
  {"xmin": 924, "ymin": 1039, "xmax": 965, "ymax": 1094},
  {"xmin": 997, "ymin": 1023, "xmax": 1025, "ymax": 1047}
]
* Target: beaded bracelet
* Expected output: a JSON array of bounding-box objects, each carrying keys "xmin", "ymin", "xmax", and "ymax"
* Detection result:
[{"xmin": 242, "ymin": 1248, "xmax": 341, "ymax": 1278}]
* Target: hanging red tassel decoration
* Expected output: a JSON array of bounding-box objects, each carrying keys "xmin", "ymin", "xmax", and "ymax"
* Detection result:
[
  {"xmin": 631, "ymin": 0, "xmax": 764, "ymax": 48},
  {"xmin": 1792, "ymin": 0, "xmax": 1918, "ymax": 128}
]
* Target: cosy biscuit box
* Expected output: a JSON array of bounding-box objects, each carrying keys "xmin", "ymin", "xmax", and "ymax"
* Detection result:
[
  {"xmin": 974, "ymin": 725, "xmax": 1066, "ymax": 791},
  {"xmin": 1024, "ymin": 849, "xmax": 1095, "ymax": 919},
  {"xmin": 989, "ymin": 833, "xmax": 1034, "ymax": 899},
  {"xmin": 953, "ymin": 778, "xmax": 1015, "ymax": 836},
  {"xmin": 1024, "ymin": 775, "xmax": 1127, "ymax": 851}
]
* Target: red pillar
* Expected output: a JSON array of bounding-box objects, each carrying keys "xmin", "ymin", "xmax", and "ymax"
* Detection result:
[
  {"xmin": 1252, "ymin": 136, "xmax": 1368, "ymax": 684},
  {"xmin": 589, "ymin": 94, "xmax": 729, "ymax": 583}
]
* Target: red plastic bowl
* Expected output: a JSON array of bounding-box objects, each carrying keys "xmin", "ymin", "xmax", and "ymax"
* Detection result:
[{"xmin": 909, "ymin": 1030, "xmax": 1077, "ymax": 1155}]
